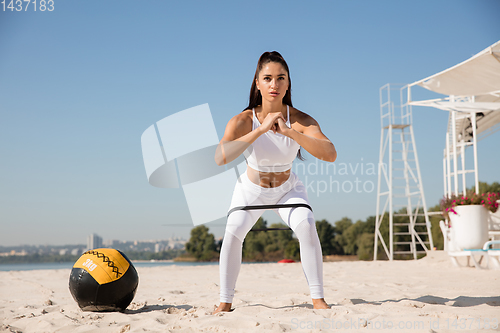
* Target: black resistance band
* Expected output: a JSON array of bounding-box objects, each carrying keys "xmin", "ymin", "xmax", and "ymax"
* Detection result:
[{"xmin": 227, "ymin": 203, "xmax": 313, "ymax": 232}]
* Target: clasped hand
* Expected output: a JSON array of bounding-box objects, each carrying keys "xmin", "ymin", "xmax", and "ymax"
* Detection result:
[{"xmin": 260, "ymin": 112, "xmax": 291, "ymax": 136}]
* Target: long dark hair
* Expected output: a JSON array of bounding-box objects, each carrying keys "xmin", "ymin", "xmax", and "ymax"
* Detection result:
[
  {"xmin": 243, "ymin": 51, "xmax": 292, "ymax": 111},
  {"xmin": 243, "ymin": 51, "xmax": 304, "ymax": 160}
]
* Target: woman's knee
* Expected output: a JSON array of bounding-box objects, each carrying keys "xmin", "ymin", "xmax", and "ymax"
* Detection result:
[
  {"xmin": 225, "ymin": 212, "xmax": 259, "ymax": 242},
  {"xmin": 221, "ymin": 229, "xmax": 242, "ymax": 248},
  {"xmin": 294, "ymin": 218, "xmax": 320, "ymax": 244}
]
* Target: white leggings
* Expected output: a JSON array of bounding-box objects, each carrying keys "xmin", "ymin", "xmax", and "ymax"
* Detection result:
[{"xmin": 219, "ymin": 171, "xmax": 324, "ymax": 303}]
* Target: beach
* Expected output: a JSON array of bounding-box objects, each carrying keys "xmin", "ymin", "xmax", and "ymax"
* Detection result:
[{"xmin": 1, "ymin": 251, "xmax": 499, "ymax": 333}]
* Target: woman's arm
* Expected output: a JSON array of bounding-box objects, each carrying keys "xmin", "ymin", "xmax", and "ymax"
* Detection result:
[
  {"xmin": 276, "ymin": 112, "xmax": 337, "ymax": 162},
  {"xmin": 215, "ymin": 111, "xmax": 286, "ymax": 165}
]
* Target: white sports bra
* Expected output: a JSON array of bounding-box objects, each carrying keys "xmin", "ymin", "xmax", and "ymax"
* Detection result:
[{"xmin": 244, "ymin": 105, "xmax": 300, "ymax": 172}]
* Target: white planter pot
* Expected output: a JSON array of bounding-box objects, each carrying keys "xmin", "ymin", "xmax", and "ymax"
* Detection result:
[{"xmin": 449, "ymin": 205, "xmax": 489, "ymax": 250}]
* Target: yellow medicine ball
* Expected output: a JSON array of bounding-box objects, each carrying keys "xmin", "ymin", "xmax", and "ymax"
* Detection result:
[{"xmin": 69, "ymin": 248, "xmax": 139, "ymax": 312}]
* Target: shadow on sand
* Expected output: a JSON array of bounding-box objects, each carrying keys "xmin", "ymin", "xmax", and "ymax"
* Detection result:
[
  {"xmin": 124, "ymin": 295, "xmax": 500, "ymax": 314},
  {"xmin": 125, "ymin": 304, "xmax": 193, "ymax": 314},
  {"xmin": 349, "ymin": 295, "xmax": 500, "ymax": 307}
]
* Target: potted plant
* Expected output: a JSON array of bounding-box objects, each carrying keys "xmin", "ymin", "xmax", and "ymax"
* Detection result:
[{"xmin": 440, "ymin": 191, "xmax": 499, "ymax": 250}]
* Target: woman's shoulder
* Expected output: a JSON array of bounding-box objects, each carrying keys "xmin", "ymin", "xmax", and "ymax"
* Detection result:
[
  {"xmin": 225, "ymin": 109, "xmax": 253, "ymax": 133},
  {"xmin": 289, "ymin": 106, "xmax": 318, "ymax": 125},
  {"xmin": 233, "ymin": 109, "xmax": 253, "ymax": 123}
]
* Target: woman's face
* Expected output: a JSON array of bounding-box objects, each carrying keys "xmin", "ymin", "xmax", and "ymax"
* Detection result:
[{"xmin": 256, "ymin": 62, "xmax": 289, "ymax": 101}]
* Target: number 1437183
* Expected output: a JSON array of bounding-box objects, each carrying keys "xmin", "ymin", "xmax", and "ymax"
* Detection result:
[{"xmin": 2, "ymin": 0, "xmax": 54, "ymax": 11}]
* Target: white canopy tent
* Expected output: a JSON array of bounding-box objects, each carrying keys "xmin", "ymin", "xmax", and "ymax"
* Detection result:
[
  {"xmin": 407, "ymin": 40, "xmax": 500, "ymax": 197},
  {"xmin": 412, "ymin": 40, "xmax": 500, "ymax": 96}
]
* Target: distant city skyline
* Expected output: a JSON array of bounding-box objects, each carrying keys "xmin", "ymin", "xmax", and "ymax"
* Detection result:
[{"xmin": 0, "ymin": 234, "xmax": 188, "ymax": 257}]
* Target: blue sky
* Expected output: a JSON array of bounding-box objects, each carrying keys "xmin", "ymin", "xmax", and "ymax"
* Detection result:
[{"xmin": 1, "ymin": 0, "xmax": 499, "ymax": 246}]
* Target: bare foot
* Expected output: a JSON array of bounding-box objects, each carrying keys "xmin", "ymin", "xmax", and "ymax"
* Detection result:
[
  {"xmin": 212, "ymin": 302, "xmax": 232, "ymax": 314},
  {"xmin": 312, "ymin": 298, "xmax": 331, "ymax": 309}
]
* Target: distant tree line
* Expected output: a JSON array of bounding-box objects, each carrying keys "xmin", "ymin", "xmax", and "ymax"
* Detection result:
[
  {"xmin": 242, "ymin": 219, "xmax": 300, "ymax": 261},
  {"xmin": 185, "ymin": 216, "xmax": 381, "ymax": 262},
  {"xmin": 184, "ymin": 214, "xmax": 443, "ymax": 262},
  {"xmin": 471, "ymin": 181, "xmax": 500, "ymax": 194}
]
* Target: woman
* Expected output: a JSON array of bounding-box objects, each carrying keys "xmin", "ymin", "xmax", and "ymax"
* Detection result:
[{"xmin": 214, "ymin": 51, "xmax": 337, "ymax": 313}]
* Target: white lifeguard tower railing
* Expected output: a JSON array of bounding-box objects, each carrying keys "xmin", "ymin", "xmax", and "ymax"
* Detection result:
[{"xmin": 374, "ymin": 84, "xmax": 434, "ymax": 261}]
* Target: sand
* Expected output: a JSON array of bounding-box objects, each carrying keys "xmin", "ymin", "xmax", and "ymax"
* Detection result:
[{"xmin": 1, "ymin": 251, "xmax": 499, "ymax": 333}]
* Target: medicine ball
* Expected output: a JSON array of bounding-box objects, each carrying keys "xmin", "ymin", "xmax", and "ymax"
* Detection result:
[{"xmin": 69, "ymin": 248, "xmax": 139, "ymax": 312}]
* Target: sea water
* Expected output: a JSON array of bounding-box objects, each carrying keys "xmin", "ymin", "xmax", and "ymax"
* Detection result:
[
  {"xmin": 0, "ymin": 261, "xmax": 220, "ymax": 272},
  {"xmin": 0, "ymin": 261, "xmax": 274, "ymax": 272}
]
